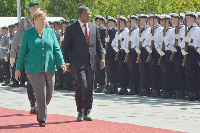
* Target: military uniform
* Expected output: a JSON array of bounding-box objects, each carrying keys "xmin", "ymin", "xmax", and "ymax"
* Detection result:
[
  {"xmin": 0, "ymin": 27, "xmax": 10, "ymax": 85},
  {"xmin": 94, "ymin": 15, "xmax": 107, "ymax": 93},
  {"xmin": 111, "ymin": 16, "xmax": 129, "ymax": 95},
  {"xmin": 105, "ymin": 16, "xmax": 119, "ymax": 94}
]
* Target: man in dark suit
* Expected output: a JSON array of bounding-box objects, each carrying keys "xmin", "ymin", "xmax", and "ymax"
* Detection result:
[{"xmin": 63, "ymin": 6, "xmax": 105, "ymax": 122}]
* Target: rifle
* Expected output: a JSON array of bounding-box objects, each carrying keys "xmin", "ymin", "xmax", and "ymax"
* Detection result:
[
  {"xmin": 147, "ymin": 13, "xmax": 155, "ymax": 62},
  {"xmin": 125, "ymin": 15, "xmax": 132, "ymax": 62},
  {"xmin": 170, "ymin": 14, "xmax": 180, "ymax": 62},
  {"xmin": 136, "ymin": 15, "xmax": 142, "ymax": 63},
  {"xmin": 182, "ymin": 12, "xmax": 188, "ymax": 66},
  {"xmin": 105, "ymin": 16, "xmax": 109, "ymax": 61},
  {"xmin": 158, "ymin": 16, "xmax": 166, "ymax": 65},
  {"xmin": 115, "ymin": 15, "xmax": 121, "ymax": 61}
]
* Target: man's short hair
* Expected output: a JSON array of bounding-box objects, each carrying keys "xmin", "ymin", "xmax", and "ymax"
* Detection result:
[{"xmin": 78, "ymin": 6, "xmax": 90, "ymax": 15}]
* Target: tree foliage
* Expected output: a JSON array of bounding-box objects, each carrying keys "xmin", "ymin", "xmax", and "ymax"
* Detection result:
[{"xmin": 1, "ymin": 0, "xmax": 200, "ymax": 20}]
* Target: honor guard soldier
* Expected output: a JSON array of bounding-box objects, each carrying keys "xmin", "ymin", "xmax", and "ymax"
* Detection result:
[
  {"xmin": 169, "ymin": 13, "xmax": 175, "ymax": 27},
  {"xmin": 48, "ymin": 21, "xmax": 55, "ymax": 30},
  {"xmin": 14, "ymin": 22, "xmax": 19, "ymax": 30},
  {"xmin": 125, "ymin": 15, "xmax": 140, "ymax": 95},
  {"xmin": 158, "ymin": 14, "xmax": 176, "ymax": 98},
  {"xmin": 10, "ymin": 0, "xmax": 41, "ymax": 114},
  {"xmin": 0, "ymin": 27, "xmax": 3, "ymax": 83},
  {"xmin": 111, "ymin": 15, "xmax": 129, "ymax": 95},
  {"xmin": 8, "ymin": 24, "xmax": 19, "ymax": 87},
  {"xmin": 105, "ymin": 16, "xmax": 119, "ymax": 94},
  {"xmin": 171, "ymin": 13, "xmax": 187, "ymax": 99},
  {"xmin": 94, "ymin": 15, "xmax": 107, "ymax": 93},
  {"xmin": 148, "ymin": 14, "xmax": 163, "ymax": 97},
  {"xmin": 54, "ymin": 21, "xmax": 65, "ymax": 90},
  {"xmin": 137, "ymin": 14, "xmax": 152, "ymax": 96},
  {"xmin": 0, "ymin": 26, "xmax": 10, "ymax": 86},
  {"xmin": 183, "ymin": 11, "xmax": 200, "ymax": 101}
]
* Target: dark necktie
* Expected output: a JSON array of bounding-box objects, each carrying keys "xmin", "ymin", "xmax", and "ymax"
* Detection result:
[{"xmin": 83, "ymin": 23, "xmax": 89, "ymax": 45}]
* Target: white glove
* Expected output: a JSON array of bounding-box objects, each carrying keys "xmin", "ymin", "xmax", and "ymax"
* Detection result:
[
  {"xmin": 156, "ymin": 48, "xmax": 165, "ymax": 56},
  {"xmin": 124, "ymin": 47, "xmax": 130, "ymax": 53},
  {"xmin": 168, "ymin": 45, "xmax": 177, "ymax": 52},
  {"xmin": 162, "ymin": 36, "xmax": 166, "ymax": 42},
  {"xmin": 181, "ymin": 49, "xmax": 188, "ymax": 56},
  {"xmin": 117, "ymin": 34, "xmax": 122, "ymax": 41},
  {"xmin": 9, "ymin": 40, "xmax": 13, "ymax": 45},
  {"xmin": 128, "ymin": 36, "xmax": 134, "ymax": 42},
  {"xmin": 135, "ymin": 47, "xmax": 141, "ymax": 54},
  {"xmin": 4, "ymin": 56, "xmax": 8, "ymax": 62},
  {"xmin": 105, "ymin": 36, "xmax": 110, "ymax": 42},
  {"xmin": 10, "ymin": 58, "xmax": 15, "ymax": 67},
  {"xmin": 150, "ymin": 35, "xmax": 156, "ymax": 41},
  {"xmin": 184, "ymin": 36, "xmax": 190, "ymax": 43},
  {"xmin": 103, "ymin": 48, "xmax": 106, "ymax": 54},
  {"xmin": 138, "ymin": 37, "xmax": 143, "ymax": 42},
  {"xmin": 146, "ymin": 46, "xmax": 152, "ymax": 53},
  {"xmin": 197, "ymin": 48, "xmax": 200, "ymax": 54},
  {"xmin": 60, "ymin": 36, "xmax": 64, "ymax": 41},
  {"xmin": 175, "ymin": 34, "xmax": 180, "ymax": 40},
  {"xmin": 113, "ymin": 47, "xmax": 119, "ymax": 52}
]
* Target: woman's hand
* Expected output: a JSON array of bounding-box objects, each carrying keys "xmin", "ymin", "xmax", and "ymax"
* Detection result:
[
  {"xmin": 61, "ymin": 64, "xmax": 67, "ymax": 73},
  {"xmin": 15, "ymin": 70, "xmax": 21, "ymax": 81}
]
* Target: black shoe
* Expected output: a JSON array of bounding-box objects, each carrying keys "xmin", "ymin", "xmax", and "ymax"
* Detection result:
[
  {"xmin": 84, "ymin": 115, "xmax": 92, "ymax": 121},
  {"xmin": 159, "ymin": 92, "xmax": 171, "ymax": 98},
  {"xmin": 118, "ymin": 88, "xmax": 128, "ymax": 95},
  {"xmin": 2, "ymin": 82, "xmax": 10, "ymax": 86},
  {"xmin": 39, "ymin": 121, "xmax": 46, "ymax": 127},
  {"xmin": 150, "ymin": 90, "xmax": 160, "ymax": 97},
  {"xmin": 30, "ymin": 105, "xmax": 37, "ymax": 114},
  {"xmin": 77, "ymin": 113, "xmax": 84, "ymax": 122}
]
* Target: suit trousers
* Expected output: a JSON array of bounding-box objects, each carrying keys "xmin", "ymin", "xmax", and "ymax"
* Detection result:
[
  {"xmin": 72, "ymin": 61, "xmax": 95, "ymax": 115},
  {"xmin": 138, "ymin": 48, "xmax": 151, "ymax": 90},
  {"xmin": 185, "ymin": 46, "xmax": 200, "ymax": 92},
  {"xmin": 174, "ymin": 47, "xmax": 187, "ymax": 91},
  {"xmin": 27, "ymin": 71, "xmax": 55, "ymax": 121},
  {"xmin": 149, "ymin": 48, "xmax": 162, "ymax": 91},
  {"xmin": 160, "ymin": 50, "xmax": 175, "ymax": 92}
]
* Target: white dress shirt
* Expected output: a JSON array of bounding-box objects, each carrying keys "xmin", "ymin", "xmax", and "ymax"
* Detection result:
[{"xmin": 78, "ymin": 19, "xmax": 89, "ymax": 36}]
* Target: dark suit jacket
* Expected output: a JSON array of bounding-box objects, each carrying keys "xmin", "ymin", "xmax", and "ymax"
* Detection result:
[
  {"xmin": 63, "ymin": 21, "xmax": 105, "ymax": 71},
  {"xmin": 108, "ymin": 27, "xmax": 118, "ymax": 57}
]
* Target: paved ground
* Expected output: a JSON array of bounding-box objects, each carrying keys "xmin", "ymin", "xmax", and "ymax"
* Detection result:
[{"xmin": 0, "ymin": 83, "xmax": 200, "ymax": 133}]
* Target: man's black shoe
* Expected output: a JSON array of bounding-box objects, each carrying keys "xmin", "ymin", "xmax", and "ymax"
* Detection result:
[
  {"xmin": 39, "ymin": 121, "xmax": 46, "ymax": 127},
  {"xmin": 84, "ymin": 115, "xmax": 92, "ymax": 121},
  {"xmin": 77, "ymin": 113, "xmax": 84, "ymax": 122}
]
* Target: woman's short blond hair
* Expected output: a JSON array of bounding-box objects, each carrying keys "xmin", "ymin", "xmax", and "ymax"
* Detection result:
[{"xmin": 32, "ymin": 10, "xmax": 47, "ymax": 25}]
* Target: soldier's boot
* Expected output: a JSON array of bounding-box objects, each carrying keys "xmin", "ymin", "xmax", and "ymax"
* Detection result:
[
  {"xmin": 170, "ymin": 90, "xmax": 179, "ymax": 99},
  {"xmin": 125, "ymin": 89, "xmax": 138, "ymax": 95},
  {"xmin": 188, "ymin": 91, "xmax": 198, "ymax": 101},
  {"xmin": 176, "ymin": 91, "xmax": 185, "ymax": 99},
  {"xmin": 30, "ymin": 99, "xmax": 37, "ymax": 114},
  {"xmin": 159, "ymin": 91, "xmax": 171, "ymax": 98},
  {"xmin": 151, "ymin": 90, "xmax": 160, "ymax": 97}
]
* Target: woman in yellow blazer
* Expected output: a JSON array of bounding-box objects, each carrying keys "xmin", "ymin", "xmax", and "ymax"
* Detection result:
[{"xmin": 15, "ymin": 10, "xmax": 66, "ymax": 127}]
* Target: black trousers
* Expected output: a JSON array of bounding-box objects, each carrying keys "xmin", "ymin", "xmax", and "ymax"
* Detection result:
[
  {"xmin": 160, "ymin": 50, "xmax": 175, "ymax": 92},
  {"xmin": 138, "ymin": 48, "xmax": 151, "ymax": 90},
  {"xmin": 117, "ymin": 50, "xmax": 129, "ymax": 89},
  {"xmin": 185, "ymin": 46, "xmax": 200, "ymax": 92},
  {"xmin": 55, "ymin": 62, "xmax": 64, "ymax": 87},
  {"xmin": 149, "ymin": 48, "xmax": 162, "ymax": 91},
  {"xmin": 0, "ymin": 60, "xmax": 3, "ymax": 81},
  {"xmin": 72, "ymin": 61, "xmax": 95, "ymax": 115},
  {"xmin": 174, "ymin": 47, "xmax": 187, "ymax": 91},
  {"xmin": 95, "ymin": 65, "xmax": 106, "ymax": 86},
  {"xmin": 107, "ymin": 56, "xmax": 118, "ymax": 85},
  {"xmin": 2, "ymin": 59, "xmax": 10, "ymax": 83},
  {"xmin": 127, "ymin": 49, "xmax": 140, "ymax": 90}
]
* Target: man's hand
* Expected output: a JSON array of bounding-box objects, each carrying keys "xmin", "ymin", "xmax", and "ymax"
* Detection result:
[
  {"xmin": 61, "ymin": 64, "xmax": 67, "ymax": 73},
  {"xmin": 15, "ymin": 70, "xmax": 21, "ymax": 81},
  {"xmin": 66, "ymin": 65, "xmax": 71, "ymax": 72},
  {"xmin": 10, "ymin": 58, "xmax": 15, "ymax": 67},
  {"xmin": 100, "ymin": 60, "xmax": 105, "ymax": 69}
]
